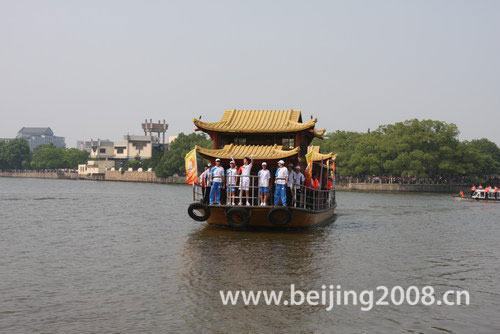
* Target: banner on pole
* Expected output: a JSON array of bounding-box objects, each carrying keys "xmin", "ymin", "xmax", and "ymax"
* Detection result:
[{"xmin": 184, "ymin": 148, "xmax": 198, "ymax": 185}]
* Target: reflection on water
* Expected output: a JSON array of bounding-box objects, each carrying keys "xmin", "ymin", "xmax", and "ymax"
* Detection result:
[
  {"xmin": 1, "ymin": 178, "xmax": 499, "ymax": 333},
  {"xmin": 180, "ymin": 225, "xmax": 340, "ymax": 332}
]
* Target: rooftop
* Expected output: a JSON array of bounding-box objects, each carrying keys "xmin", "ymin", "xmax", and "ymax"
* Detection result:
[
  {"xmin": 18, "ymin": 127, "xmax": 54, "ymax": 136},
  {"xmin": 195, "ymin": 144, "xmax": 300, "ymax": 160},
  {"xmin": 193, "ymin": 109, "xmax": 325, "ymax": 137}
]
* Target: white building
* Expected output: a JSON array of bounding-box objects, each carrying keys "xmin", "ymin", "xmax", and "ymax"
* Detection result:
[
  {"xmin": 78, "ymin": 160, "xmax": 115, "ymax": 176},
  {"xmin": 89, "ymin": 135, "xmax": 163, "ymax": 162}
]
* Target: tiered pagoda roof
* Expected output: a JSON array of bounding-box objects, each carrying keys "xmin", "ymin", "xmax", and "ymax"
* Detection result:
[
  {"xmin": 195, "ymin": 144, "xmax": 335, "ymax": 162},
  {"xmin": 193, "ymin": 109, "xmax": 325, "ymax": 138},
  {"xmin": 195, "ymin": 144, "xmax": 300, "ymax": 160}
]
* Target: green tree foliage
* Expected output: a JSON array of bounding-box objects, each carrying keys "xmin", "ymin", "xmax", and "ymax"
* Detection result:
[
  {"xmin": 63, "ymin": 148, "xmax": 90, "ymax": 168},
  {"xmin": 31, "ymin": 144, "xmax": 89, "ymax": 169},
  {"xmin": 126, "ymin": 157, "xmax": 143, "ymax": 170},
  {"xmin": 314, "ymin": 119, "xmax": 500, "ymax": 179},
  {"xmin": 155, "ymin": 133, "xmax": 212, "ymax": 177},
  {"xmin": 0, "ymin": 138, "xmax": 31, "ymax": 169}
]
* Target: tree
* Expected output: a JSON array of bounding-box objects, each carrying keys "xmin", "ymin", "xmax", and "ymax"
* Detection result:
[
  {"xmin": 31, "ymin": 144, "xmax": 65, "ymax": 169},
  {"xmin": 126, "ymin": 157, "xmax": 143, "ymax": 170},
  {"xmin": 155, "ymin": 132, "xmax": 212, "ymax": 177},
  {"xmin": 314, "ymin": 119, "xmax": 499, "ymax": 179},
  {"xmin": 0, "ymin": 141, "xmax": 7, "ymax": 170},
  {"xmin": 63, "ymin": 148, "xmax": 89, "ymax": 168},
  {"xmin": 1, "ymin": 138, "xmax": 31, "ymax": 169}
]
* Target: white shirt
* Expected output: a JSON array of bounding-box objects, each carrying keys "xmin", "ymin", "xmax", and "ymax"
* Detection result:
[
  {"xmin": 240, "ymin": 163, "xmax": 252, "ymax": 176},
  {"xmin": 275, "ymin": 167, "xmax": 288, "ymax": 185},
  {"xmin": 200, "ymin": 169, "xmax": 211, "ymax": 187},
  {"xmin": 258, "ymin": 169, "xmax": 271, "ymax": 187},
  {"xmin": 211, "ymin": 166, "xmax": 224, "ymax": 183},
  {"xmin": 226, "ymin": 167, "xmax": 238, "ymax": 185}
]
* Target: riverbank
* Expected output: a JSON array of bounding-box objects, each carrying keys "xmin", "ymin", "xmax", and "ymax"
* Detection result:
[
  {"xmin": 0, "ymin": 171, "xmax": 470, "ymax": 193},
  {"xmin": 0, "ymin": 171, "xmax": 185, "ymax": 184}
]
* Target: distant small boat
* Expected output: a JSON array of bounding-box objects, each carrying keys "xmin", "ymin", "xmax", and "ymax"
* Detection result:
[{"xmin": 454, "ymin": 189, "xmax": 500, "ymax": 202}]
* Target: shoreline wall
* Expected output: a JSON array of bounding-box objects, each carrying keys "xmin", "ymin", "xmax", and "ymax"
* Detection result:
[
  {"xmin": 0, "ymin": 171, "xmax": 468, "ymax": 192},
  {"xmin": 0, "ymin": 171, "xmax": 185, "ymax": 184}
]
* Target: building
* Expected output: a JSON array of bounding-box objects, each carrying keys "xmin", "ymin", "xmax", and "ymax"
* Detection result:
[
  {"xmin": 0, "ymin": 138, "xmax": 13, "ymax": 143},
  {"xmin": 89, "ymin": 139, "xmax": 115, "ymax": 160},
  {"xmin": 88, "ymin": 135, "xmax": 163, "ymax": 164},
  {"xmin": 16, "ymin": 127, "xmax": 65, "ymax": 151},
  {"xmin": 78, "ymin": 160, "xmax": 115, "ymax": 176},
  {"xmin": 76, "ymin": 140, "xmax": 92, "ymax": 152},
  {"xmin": 79, "ymin": 120, "xmax": 169, "ymax": 172}
]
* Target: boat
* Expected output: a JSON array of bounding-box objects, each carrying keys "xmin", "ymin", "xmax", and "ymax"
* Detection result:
[
  {"xmin": 187, "ymin": 109, "xmax": 337, "ymax": 228},
  {"xmin": 454, "ymin": 189, "xmax": 500, "ymax": 202}
]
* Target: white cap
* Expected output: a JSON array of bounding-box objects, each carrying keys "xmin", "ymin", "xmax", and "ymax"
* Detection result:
[
  {"xmin": 215, "ymin": 158, "xmax": 221, "ymax": 162},
  {"xmin": 295, "ymin": 165, "xmax": 300, "ymax": 169},
  {"xmin": 230, "ymin": 160, "xmax": 235, "ymax": 164},
  {"xmin": 262, "ymin": 162, "xmax": 267, "ymax": 166},
  {"xmin": 278, "ymin": 160, "xmax": 285, "ymax": 165}
]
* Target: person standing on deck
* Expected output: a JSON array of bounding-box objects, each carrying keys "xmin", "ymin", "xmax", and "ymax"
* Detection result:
[
  {"xmin": 287, "ymin": 164, "xmax": 297, "ymax": 206},
  {"xmin": 258, "ymin": 162, "xmax": 271, "ymax": 206},
  {"xmin": 274, "ymin": 160, "xmax": 288, "ymax": 206},
  {"xmin": 209, "ymin": 159, "xmax": 225, "ymax": 205},
  {"xmin": 200, "ymin": 164, "xmax": 211, "ymax": 204},
  {"xmin": 494, "ymin": 186, "xmax": 499, "ymax": 199},
  {"xmin": 226, "ymin": 160, "xmax": 238, "ymax": 205},
  {"xmin": 238, "ymin": 156, "xmax": 254, "ymax": 206},
  {"xmin": 293, "ymin": 165, "xmax": 305, "ymax": 207},
  {"xmin": 470, "ymin": 185, "xmax": 476, "ymax": 197}
]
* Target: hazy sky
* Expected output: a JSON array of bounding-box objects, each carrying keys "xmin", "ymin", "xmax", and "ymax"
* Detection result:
[{"xmin": 1, "ymin": 0, "xmax": 499, "ymax": 146}]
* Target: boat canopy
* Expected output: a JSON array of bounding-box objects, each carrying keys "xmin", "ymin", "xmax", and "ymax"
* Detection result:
[
  {"xmin": 193, "ymin": 109, "xmax": 325, "ymax": 138},
  {"xmin": 195, "ymin": 144, "xmax": 299, "ymax": 160},
  {"xmin": 195, "ymin": 144, "xmax": 334, "ymax": 162}
]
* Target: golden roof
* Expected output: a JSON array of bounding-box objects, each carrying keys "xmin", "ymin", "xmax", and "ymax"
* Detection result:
[
  {"xmin": 307, "ymin": 146, "xmax": 336, "ymax": 161},
  {"xmin": 193, "ymin": 109, "xmax": 323, "ymax": 135},
  {"xmin": 195, "ymin": 144, "xmax": 300, "ymax": 160}
]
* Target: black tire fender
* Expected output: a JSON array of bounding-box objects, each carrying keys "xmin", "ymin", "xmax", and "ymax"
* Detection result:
[
  {"xmin": 188, "ymin": 202, "xmax": 211, "ymax": 222},
  {"xmin": 268, "ymin": 207, "xmax": 292, "ymax": 226},
  {"xmin": 226, "ymin": 207, "xmax": 251, "ymax": 228}
]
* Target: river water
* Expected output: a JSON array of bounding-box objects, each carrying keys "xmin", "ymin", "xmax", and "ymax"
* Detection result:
[{"xmin": 0, "ymin": 177, "xmax": 499, "ymax": 333}]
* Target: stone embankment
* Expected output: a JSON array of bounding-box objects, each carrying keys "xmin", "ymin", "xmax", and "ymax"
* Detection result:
[{"xmin": 0, "ymin": 171, "xmax": 185, "ymax": 184}]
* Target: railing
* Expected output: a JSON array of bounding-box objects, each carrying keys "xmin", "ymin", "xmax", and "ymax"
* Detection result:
[
  {"xmin": 193, "ymin": 174, "xmax": 336, "ymax": 211},
  {"xmin": 292, "ymin": 184, "xmax": 336, "ymax": 211}
]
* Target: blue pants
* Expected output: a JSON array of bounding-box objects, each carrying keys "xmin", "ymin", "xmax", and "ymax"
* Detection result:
[
  {"xmin": 274, "ymin": 184, "xmax": 287, "ymax": 206},
  {"xmin": 210, "ymin": 182, "xmax": 222, "ymax": 204}
]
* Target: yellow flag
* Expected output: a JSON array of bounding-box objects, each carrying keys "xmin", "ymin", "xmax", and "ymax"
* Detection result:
[
  {"xmin": 305, "ymin": 151, "xmax": 314, "ymax": 167},
  {"xmin": 184, "ymin": 148, "xmax": 198, "ymax": 185},
  {"xmin": 305, "ymin": 151, "xmax": 313, "ymax": 185}
]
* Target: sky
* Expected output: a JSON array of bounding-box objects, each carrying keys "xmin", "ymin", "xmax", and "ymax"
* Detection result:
[{"xmin": 1, "ymin": 0, "xmax": 499, "ymax": 147}]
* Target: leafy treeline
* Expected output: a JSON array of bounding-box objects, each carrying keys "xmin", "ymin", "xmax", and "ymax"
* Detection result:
[
  {"xmin": 31, "ymin": 144, "xmax": 89, "ymax": 169},
  {"xmin": 0, "ymin": 139, "xmax": 31, "ymax": 170},
  {"xmin": 4, "ymin": 120, "xmax": 498, "ymax": 179},
  {"xmin": 0, "ymin": 140, "xmax": 89, "ymax": 170},
  {"xmin": 155, "ymin": 132, "xmax": 212, "ymax": 177},
  {"xmin": 314, "ymin": 119, "xmax": 500, "ymax": 179}
]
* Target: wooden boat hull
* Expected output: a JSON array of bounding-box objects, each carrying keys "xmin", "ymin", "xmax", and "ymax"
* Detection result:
[
  {"xmin": 204, "ymin": 205, "xmax": 336, "ymax": 228},
  {"xmin": 453, "ymin": 196, "xmax": 500, "ymax": 203}
]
